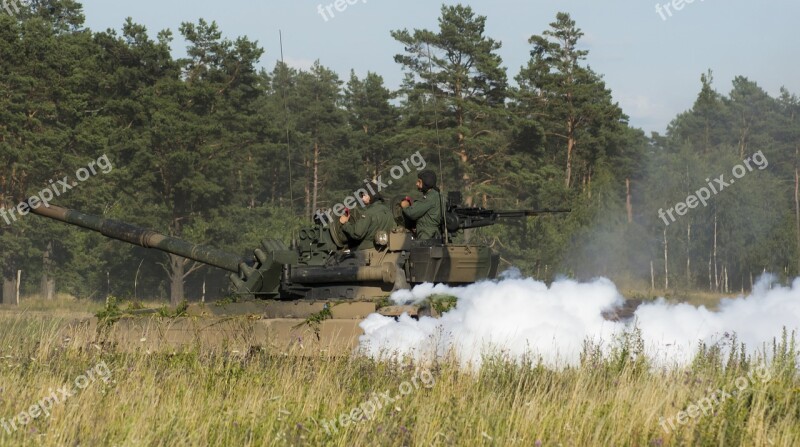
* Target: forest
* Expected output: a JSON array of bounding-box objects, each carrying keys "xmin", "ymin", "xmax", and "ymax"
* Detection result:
[{"xmin": 2, "ymin": 1, "xmax": 798, "ymax": 304}]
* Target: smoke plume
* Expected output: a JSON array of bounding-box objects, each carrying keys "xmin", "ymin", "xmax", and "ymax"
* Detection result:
[{"xmin": 358, "ymin": 273, "xmax": 800, "ymax": 369}]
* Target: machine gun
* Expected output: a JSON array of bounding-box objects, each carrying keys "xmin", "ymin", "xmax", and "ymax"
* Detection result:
[{"xmin": 443, "ymin": 191, "xmax": 571, "ymax": 233}]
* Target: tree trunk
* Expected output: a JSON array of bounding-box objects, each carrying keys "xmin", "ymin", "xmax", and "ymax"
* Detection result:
[
  {"xmin": 2, "ymin": 276, "xmax": 15, "ymax": 305},
  {"xmin": 40, "ymin": 241, "xmax": 56, "ymax": 300},
  {"xmin": 565, "ymin": 121, "xmax": 575, "ymax": 189},
  {"xmin": 686, "ymin": 222, "xmax": 691, "ymax": 287},
  {"xmin": 134, "ymin": 259, "xmax": 144, "ymax": 300},
  {"xmin": 40, "ymin": 276, "xmax": 56, "ymax": 301},
  {"xmin": 168, "ymin": 254, "xmax": 185, "ymax": 306},
  {"xmin": 271, "ymin": 164, "xmax": 278, "ymax": 206},
  {"xmin": 625, "ymin": 178, "xmax": 633, "ymax": 223},
  {"xmin": 247, "ymin": 152, "xmax": 255, "ymax": 209},
  {"xmin": 724, "ymin": 265, "xmax": 729, "ymax": 294},
  {"xmin": 795, "ymin": 148, "xmax": 800, "ymax": 274},
  {"xmin": 304, "ymin": 155, "xmax": 311, "ymax": 221},
  {"xmin": 713, "ymin": 212, "xmax": 719, "ymax": 292},
  {"xmin": 311, "ymin": 140, "xmax": 320, "ymax": 220},
  {"xmin": 457, "ymin": 132, "xmax": 473, "ymax": 206},
  {"xmin": 581, "ymin": 173, "xmax": 586, "ymax": 195},
  {"xmin": 738, "ymin": 116, "xmax": 749, "ymax": 159},
  {"xmin": 587, "ymin": 169, "xmax": 592, "ymax": 199},
  {"xmin": 663, "ymin": 228, "xmax": 669, "ymax": 290},
  {"xmin": 708, "ymin": 256, "xmax": 712, "ymax": 291}
]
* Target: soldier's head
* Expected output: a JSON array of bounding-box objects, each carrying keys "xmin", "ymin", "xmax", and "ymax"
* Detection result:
[
  {"xmin": 417, "ymin": 170, "xmax": 437, "ymax": 193},
  {"xmin": 357, "ymin": 181, "xmax": 383, "ymax": 206}
]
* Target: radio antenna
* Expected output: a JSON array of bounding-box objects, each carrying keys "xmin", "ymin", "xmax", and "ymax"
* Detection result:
[
  {"xmin": 426, "ymin": 43, "xmax": 448, "ymax": 244},
  {"xmin": 279, "ymin": 30, "xmax": 295, "ymax": 212}
]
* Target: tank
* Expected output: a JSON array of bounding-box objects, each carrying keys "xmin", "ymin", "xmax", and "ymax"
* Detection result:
[{"xmin": 28, "ymin": 196, "xmax": 569, "ymax": 354}]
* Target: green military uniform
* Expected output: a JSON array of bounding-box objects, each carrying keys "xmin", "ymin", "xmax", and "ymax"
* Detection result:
[
  {"xmin": 402, "ymin": 188, "xmax": 442, "ymax": 240},
  {"xmin": 342, "ymin": 200, "xmax": 396, "ymax": 250}
]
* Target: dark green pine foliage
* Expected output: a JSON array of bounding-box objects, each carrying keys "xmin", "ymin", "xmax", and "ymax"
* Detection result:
[
  {"xmin": 263, "ymin": 61, "xmax": 302, "ymax": 212},
  {"xmin": 391, "ymin": 4, "xmax": 509, "ymax": 206},
  {"xmin": 503, "ymin": 12, "xmax": 633, "ymax": 280},
  {"xmin": 97, "ymin": 19, "xmax": 266, "ymax": 304},
  {"xmin": 647, "ymin": 73, "xmax": 792, "ymax": 290},
  {"xmin": 1, "ymin": 3, "xmax": 800, "ymax": 301},
  {"xmin": 291, "ymin": 62, "xmax": 347, "ymax": 220},
  {"xmin": 0, "ymin": 0, "xmax": 114, "ymax": 299},
  {"xmin": 343, "ymin": 71, "xmax": 401, "ymax": 183},
  {"xmin": 516, "ymin": 12, "xmax": 626, "ymax": 193}
]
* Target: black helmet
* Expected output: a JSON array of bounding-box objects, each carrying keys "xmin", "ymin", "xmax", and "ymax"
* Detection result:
[
  {"xmin": 418, "ymin": 170, "xmax": 437, "ymax": 193},
  {"xmin": 362, "ymin": 181, "xmax": 383, "ymax": 202}
]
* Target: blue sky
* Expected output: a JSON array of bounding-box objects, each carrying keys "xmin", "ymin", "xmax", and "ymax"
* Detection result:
[{"xmin": 79, "ymin": 0, "xmax": 800, "ymax": 134}]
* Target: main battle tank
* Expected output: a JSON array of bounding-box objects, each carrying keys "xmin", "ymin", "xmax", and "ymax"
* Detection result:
[{"xmin": 30, "ymin": 193, "xmax": 569, "ymax": 355}]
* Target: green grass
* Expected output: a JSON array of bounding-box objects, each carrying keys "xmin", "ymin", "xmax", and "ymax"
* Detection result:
[{"xmin": 0, "ymin": 303, "xmax": 798, "ymax": 446}]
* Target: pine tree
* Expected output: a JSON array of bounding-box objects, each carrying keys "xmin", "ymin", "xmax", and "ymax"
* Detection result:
[
  {"xmin": 392, "ymin": 4, "xmax": 509, "ymax": 205},
  {"xmin": 516, "ymin": 12, "xmax": 625, "ymax": 192}
]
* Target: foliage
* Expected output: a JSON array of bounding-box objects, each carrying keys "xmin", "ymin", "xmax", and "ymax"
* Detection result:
[
  {"xmin": 428, "ymin": 293, "xmax": 458, "ymax": 314},
  {"xmin": 1, "ymin": 3, "xmax": 799, "ymax": 304},
  {"xmin": 157, "ymin": 299, "xmax": 189, "ymax": 318},
  {"xmin": 94, "ymin": 295, "xmax": 124, "ymax": 326},
  {"xmin": 294, "ymin": 304, "xmax": 333, "ymax": 338}
]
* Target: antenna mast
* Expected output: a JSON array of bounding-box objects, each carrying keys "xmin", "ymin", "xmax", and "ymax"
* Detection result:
[
  {"xmin": 426, "ymin": 43, "xmax": 448, "ymax": 244},
  {"xmin": 279, "ymin": 30, "xmax": 295, "ymax": 212}
]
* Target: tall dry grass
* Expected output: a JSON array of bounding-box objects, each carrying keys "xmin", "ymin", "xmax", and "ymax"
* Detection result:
[{"xmin": 0, "ymin": 309, "xmax": 797, "ymax": 446}]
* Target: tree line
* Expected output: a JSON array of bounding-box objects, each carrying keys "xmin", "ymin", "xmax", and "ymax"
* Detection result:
[{"xmin": 1, "ymin": 1, "xmax": 798, "ymax": 304}]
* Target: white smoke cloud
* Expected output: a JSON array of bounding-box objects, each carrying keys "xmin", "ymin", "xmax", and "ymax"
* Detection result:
[
  {"xmin": 358, "ymin": 274, "xmax": 800, "ymax": 369},
  {"xmin": 635, "ymin": 274, "xmax": 800, "ymax": 366}
]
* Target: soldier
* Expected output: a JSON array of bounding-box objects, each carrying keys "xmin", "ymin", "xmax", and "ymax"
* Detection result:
[
  {"xmin": 401, "ymin": 170, "xmax": 442, "ymax": 240},
  {"xmin": 339, "ymin": 182, "xmax": 395, "ymax": 250}
]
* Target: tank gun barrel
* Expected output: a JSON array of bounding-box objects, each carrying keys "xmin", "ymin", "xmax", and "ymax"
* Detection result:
[{"xmin": 29, "ymin": 203, "xmax": 243, "ymax": 273}]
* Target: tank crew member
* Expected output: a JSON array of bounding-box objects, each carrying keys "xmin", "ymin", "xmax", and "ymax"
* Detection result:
[
  {"xmin": 400, "ymin": 170, "xmax": 442, "ymax": 240},
  {"xmin": 339, "ymin": 182, "xmax": 396, "ymax": 250}
]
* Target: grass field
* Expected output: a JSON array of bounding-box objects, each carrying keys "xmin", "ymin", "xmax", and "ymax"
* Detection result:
[{"xmin": 0, "ymin": 297, "xmax": 798, "ymax": 446}]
